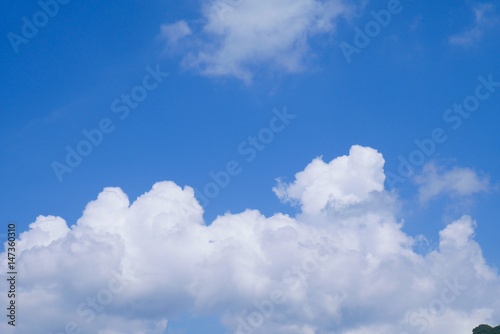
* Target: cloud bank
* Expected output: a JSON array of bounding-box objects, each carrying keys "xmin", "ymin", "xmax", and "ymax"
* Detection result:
[{"xmin": 1, "ymin": 145, "xmax": 499, "ymax": 334}]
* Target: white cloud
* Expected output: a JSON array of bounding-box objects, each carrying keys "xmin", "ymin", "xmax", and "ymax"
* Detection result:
[
  {"xmin": 415, "ymin": 162, "xmax": 490, "ymax": 202},
  {"xmin": 449, "ymin": 3, "xmax": 498, "ymax": 47},
  {"xmin": 273, "ymin": 145, "xmax": 386, "ymax": 214},
  {"xmin": 17, "ymin": 215, "xmax": 70, "ymax": 252},
  {"xmin": 161, "ymin": 0, "xmax": 351, "ymax": 83},
  {"xmin": 1, "ymin": 146, "xmax": 500, "ymax": 334},
  {"xmin": 160, "ymin": 20, "xmax": 192, "ymax": 49}
]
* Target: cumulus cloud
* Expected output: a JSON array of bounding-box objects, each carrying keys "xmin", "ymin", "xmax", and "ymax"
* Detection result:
[
  {"xmin": 415, "ymin": 162, "xmax": 490, "ymax": 202},
  {"xmin": 273, "ymin": 145, "xmax": 386, "ymax": 214},
  {"xmin": 1, "ymin": 146, "xmax": 500, "ymax": 334},
  {"xmin": 449, "ymin": 3, "xmax": 498, "ymax": 47},
  {"xmin": 161, "ymin": 0, "xmax": 351, "ymax": 83}
]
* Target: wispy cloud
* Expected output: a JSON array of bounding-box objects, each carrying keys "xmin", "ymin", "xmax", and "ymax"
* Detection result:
[
  {"xmin": 160, "ymin": 20, "xmax": 192, "ymax": 51},
  {"xmin": 415, "ymin": 162, "xmax": 490, "ymax": 202},
  {"xmin": 449, "ymin": 3, "xmax": 498, "ymax": 47}
]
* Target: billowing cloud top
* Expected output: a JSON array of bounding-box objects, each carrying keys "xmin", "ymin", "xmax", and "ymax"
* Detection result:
[
  {"xmin": 273, "ymin": 145, "xmax": 386, "ymax": 214},
  {"xmin": 1, "ymin": 146, "xmax": 499, "ymax": 334}
]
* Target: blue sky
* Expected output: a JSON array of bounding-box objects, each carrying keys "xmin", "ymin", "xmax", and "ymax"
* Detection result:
[{"xmin": 1, "ymin": 0, "xmax": 500, "ymax": 333}]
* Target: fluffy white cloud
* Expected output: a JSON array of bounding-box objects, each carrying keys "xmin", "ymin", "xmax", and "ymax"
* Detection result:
[
  {"xmin": 1, "ymin": 146, "xmax": 499, "ymax": 334},
  {"xmin": 415, "ymin": 162, "xmax": 490, "ymax": 202},
  {"xmin": 17, "ymin": 215, "xmax": 70, "ymax": 252},
  {"xmin": 161, "ymin": 0, "xmax": 351, "ymax": 83},
  {"xmin": 273, "ymin": 145, "xmax": 386, "ymax": 214},
  {"xmin": 449, "ymin": 3, "xmax": 498, "ymax": 47}
]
